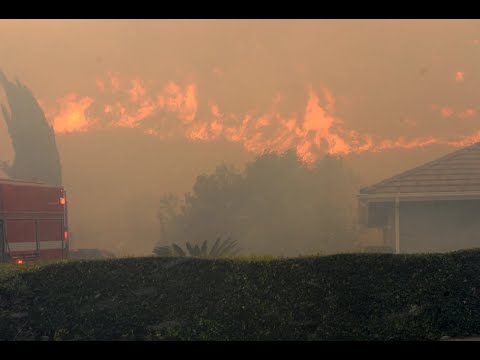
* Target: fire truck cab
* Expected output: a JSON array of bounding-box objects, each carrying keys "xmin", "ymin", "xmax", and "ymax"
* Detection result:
[{"xmin": 0, "ymin": 178, "xmax": 69, "ymax": 264}]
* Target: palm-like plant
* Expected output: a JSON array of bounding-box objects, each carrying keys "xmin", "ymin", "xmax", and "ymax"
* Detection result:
[{"xmin": 153, "ymin": 237, "xmax": 241, "ymax": 258}]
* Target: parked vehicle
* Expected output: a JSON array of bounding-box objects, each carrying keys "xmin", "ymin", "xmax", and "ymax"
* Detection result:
[{"xmin": 0, "ymin": 178, "xmax": 68, "ymax": 264}]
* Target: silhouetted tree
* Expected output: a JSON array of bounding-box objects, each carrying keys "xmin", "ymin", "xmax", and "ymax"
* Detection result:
[
  {"xmin": 0, "ymin": 70, "xmax": 62, "ymax": 185},
  {"xmin": 154, "ymin": 150, "xmax": 360, "ymax": 256}
]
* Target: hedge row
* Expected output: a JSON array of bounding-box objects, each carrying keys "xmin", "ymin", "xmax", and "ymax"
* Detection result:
[{"xmin": 1, "ymin": 250, "xmax": 480, "ymax": 340}]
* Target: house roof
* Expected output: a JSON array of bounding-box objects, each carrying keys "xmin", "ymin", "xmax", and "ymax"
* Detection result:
[{"xmin": 360, "ymin": 142, "xmax": 480, "ymax": 196}]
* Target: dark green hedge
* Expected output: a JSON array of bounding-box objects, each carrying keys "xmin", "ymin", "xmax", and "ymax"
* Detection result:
[{"xmin": 2, "ymin": 250, "xmax": 480, "ymax": 340}]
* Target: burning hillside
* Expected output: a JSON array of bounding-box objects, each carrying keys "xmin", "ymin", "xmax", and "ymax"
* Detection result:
[{"xmin": 40, "ymin": 71, "xmax": 480, "ymax": 164}]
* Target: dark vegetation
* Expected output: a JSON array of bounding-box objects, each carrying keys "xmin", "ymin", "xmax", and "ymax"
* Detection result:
[
  {"xmin": 155, "ymin": 151, "xmax": 360, "ymax": 256},
  {"xmin": 0, "ymin": 70, "xmax": 62, "ymax": 185},
  {"xmin": 68, "ymin": 248, "xmax": 116, "ymax": 260},
  {"xmin": 2, "ymin": 250, "xmax": 480, "ymax": 340},
  {"xmin": 153, "ymin": 237, "xmax": 240, "ymax": 258}
]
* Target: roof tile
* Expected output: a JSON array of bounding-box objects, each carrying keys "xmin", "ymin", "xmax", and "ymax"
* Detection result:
[{"xmin": 360, "ymin": 142, "xmax": 480, "ymax": 194}]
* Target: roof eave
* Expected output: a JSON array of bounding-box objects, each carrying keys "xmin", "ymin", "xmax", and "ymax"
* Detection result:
[{"xmin": 358, "ymin": 190, "xmax": 480, "ymax": 202}]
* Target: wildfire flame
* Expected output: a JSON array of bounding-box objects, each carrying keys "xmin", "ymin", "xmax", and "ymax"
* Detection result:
[
  {"xmin": 40, "ymin": 72, "xmax": 480, "ymax": 163},
  {"xmin": 455, "ymin": 71, "xmax": 465, "ymax": 82}
]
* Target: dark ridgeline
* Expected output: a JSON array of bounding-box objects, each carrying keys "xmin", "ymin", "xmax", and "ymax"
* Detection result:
[{"xmin": 0, "ymin": 70, "xmax": 62, "ymax": 186}]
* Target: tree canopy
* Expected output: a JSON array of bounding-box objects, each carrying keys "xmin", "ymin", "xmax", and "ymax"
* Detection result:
[
  {"xmin": 0, "ymin": 70, "xmax": 62, "ymax": 185},
  {"xmin": 155, "ymin": 150, "xmax": 360, "ymax": 256}
]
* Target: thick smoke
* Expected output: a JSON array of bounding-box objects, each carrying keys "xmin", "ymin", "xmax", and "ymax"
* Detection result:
[
  {"xmin": 0, "ymin": 70, "xmax": 62, "ymax": 185},
  {"xmin": 1, "ymin": 20, "xmax": 479, "ymax": 254}
]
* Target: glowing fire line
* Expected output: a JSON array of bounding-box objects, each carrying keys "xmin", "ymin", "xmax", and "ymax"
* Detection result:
[{"xmin": 40, "ymin": 73, "xmax": 480, "ymax": 163}]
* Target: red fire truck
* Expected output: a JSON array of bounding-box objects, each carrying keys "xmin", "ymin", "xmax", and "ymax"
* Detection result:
[{"xmin": 0, "ymin": 178, "xmax": 69, "ymax": 264}]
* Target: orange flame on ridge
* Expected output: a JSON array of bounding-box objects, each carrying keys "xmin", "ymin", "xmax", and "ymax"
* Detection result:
[
  {"xmin": 40, "ymin": 72, "xmax": 480, "ymax": 163},
  {"xmin": 455, "ymin": 71, "xmax": 465, "ymax": 82}
]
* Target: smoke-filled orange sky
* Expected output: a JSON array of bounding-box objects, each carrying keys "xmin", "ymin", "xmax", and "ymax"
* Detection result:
[
  {"xmin": 1, "ymin": 19, "xmax": 480, "ymax": 160},
  {"xmin": 1, "ymin": 19, "xmax": 480, "ymax": 254}
]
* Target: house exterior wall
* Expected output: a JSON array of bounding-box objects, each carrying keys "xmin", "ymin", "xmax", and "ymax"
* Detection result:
[
  {"xmin": 398, "ymin": 200, "xmax": 480, "ymax": 253},
  {"xmin": 360, "ymin": 201, "xmax": 395, "ymax": 251}
]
